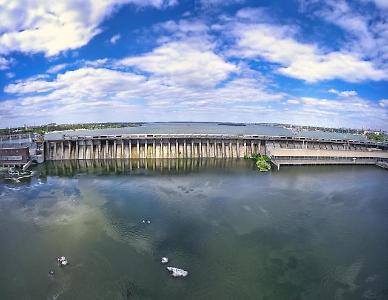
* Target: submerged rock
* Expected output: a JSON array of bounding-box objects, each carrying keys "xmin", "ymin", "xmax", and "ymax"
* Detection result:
[
  {"xmin": 166, "ymin": 267, "xmax": 188, "ymax": 278},
  {"xmin": 161, "ymin": 257, "xmax": 169, "ymax": 264}
]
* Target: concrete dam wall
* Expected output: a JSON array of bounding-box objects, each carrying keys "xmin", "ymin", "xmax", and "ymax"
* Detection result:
[
  {"xmin": 44, "ymin": 134, "xmax": 387, "ymax": 161},
  {"xmin": 45, "ymin": 135, "xmax": 266, "ymax": 160}
]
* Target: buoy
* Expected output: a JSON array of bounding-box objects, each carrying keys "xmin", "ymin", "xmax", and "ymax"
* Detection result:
[
  {"xmin": 56, "ymin": 256, "xmax": 69, "ymax": 267},
  {"xmin": 61, "ymin": 260, "xmax": 68, "ymax": 266}
]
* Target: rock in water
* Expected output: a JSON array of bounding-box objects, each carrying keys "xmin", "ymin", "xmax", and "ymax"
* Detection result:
[
  {"xmin": 166, "ymin": 267, "xmax": 188, "ymax": 278},
  {"xmin": 56, "ymin": 256, "xmax": 69, "ymax": 267},
  {"xmin": 161, "ymin": 257, "xmax": 169, "ymax": 264}
]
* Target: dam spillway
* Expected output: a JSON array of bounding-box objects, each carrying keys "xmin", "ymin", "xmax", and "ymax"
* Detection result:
[
  {"xmin": 44, "ymin": 134, "xmax": 388, "ymax": 164},
  {"xmin": 45, "ymin": 134, "xmax": 267, "ymax": 160}
]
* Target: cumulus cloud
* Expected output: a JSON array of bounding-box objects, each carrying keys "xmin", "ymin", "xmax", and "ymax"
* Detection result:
[
  {"xmin": 119, "ymin": 40, "xmax": 237, "ymax": 88},
  {"xmin": 328, "ymin": 89, "xmax": 358, "ymax": 97},
  {"xmin": 229, "ymin": 22, "xmax": 387, "ymax": 82},
  {"xmin": 2, "ymin": 63, "xmax": 285, "ymax": 125},
  {"xmin": 298, "ymin": 0, "xmax": 388, "ymax": 64},
  {"xmin": 291, "ymin": 96, "xmax": 388, "ymax": 128},
  {"xmin": 0, "ymin": 0, "xmax": 177, "ymax": 56},
  {"xmin": 3, "ymin": 61, "xmax": 387, "ymax": 129},
  {"xmin": 1, "ymin": 2, "xmax": 387, "ymax": 129}
]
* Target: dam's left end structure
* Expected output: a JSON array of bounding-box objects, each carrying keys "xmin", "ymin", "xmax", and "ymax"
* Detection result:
[{"xmin": 0, "ymin": 133, "xmax": 44, "ymax": 170}]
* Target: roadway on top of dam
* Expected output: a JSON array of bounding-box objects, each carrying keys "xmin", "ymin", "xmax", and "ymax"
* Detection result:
[
  {"xmin": 44, "ymin": 122, "xmax": 378, "ymax": 142},
  {"xmin": 45, "ymin": 133, "xmax": 386, "ymax": 147}
]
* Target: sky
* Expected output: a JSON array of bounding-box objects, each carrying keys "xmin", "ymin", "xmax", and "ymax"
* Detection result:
[{"xmin": 0, "ymin": 0, "xmax": 387, "ymax": 130}]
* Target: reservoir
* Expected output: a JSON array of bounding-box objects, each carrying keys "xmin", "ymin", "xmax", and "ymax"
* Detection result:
[
  {"xmin": 0, "ymin": 161, "xmax": 387, "ymax": 299},
  {"xmin": 44, "ymin": 122, "xmax": 369, "ymax": 141}
]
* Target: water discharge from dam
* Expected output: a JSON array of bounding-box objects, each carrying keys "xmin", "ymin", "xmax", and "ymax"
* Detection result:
[{"xmin": 0, "ymin": 161, "xmax": 387, "ymax": 300}]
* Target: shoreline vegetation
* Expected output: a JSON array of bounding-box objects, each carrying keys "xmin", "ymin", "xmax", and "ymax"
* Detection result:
[
  {"xmin": 244, "ymin": 154, "xmax": 272, "ymax": 172},
  {"xmin": 0, "ymin": 122, "xmax": 386, "ymax": 143},
  {"xmin": 365, "ymin": 132, "xmax": 388, "ymax": 142},
  {"xmin": 0, "ymin": 122, "xmax": 139, "ymax": 135}
]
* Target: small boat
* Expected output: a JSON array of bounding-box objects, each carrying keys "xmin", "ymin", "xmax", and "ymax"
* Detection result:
[{"xmin": 161, "ymin": 257, "xmax": 169, "ymax": 264}]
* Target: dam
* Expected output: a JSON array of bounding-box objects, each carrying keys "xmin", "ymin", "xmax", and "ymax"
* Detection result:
[{"xmin": 43, "ymin": 133, "xmax": 388, "ymax": 169}]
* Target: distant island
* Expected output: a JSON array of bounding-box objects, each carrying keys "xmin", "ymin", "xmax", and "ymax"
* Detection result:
[{"xmin": 218, "ymin": 122, "xmax": 246, "ymax": 126}]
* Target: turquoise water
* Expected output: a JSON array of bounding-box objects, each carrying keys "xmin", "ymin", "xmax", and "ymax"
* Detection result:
[{"xmin": 0, "ymin": 160, "xmax": 387, "ymax": 299}]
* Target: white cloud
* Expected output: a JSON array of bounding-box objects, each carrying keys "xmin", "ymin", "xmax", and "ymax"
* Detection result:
[
  {"xmin": 1, "ymin": 4, "xmax": 387, "ymax": 129},
  {"xmin": 364, "ymin": 0, "xmax": 388, "ymax": 9},
  {"xmin": 4, "ymin": 63, "xmax": 387, "ymax": 129},
  {"xmin": 284, "ymin": 95, "xmax": 388, "ymax": 129},
  {"xmin": 5, "ymin": 72, "xmax": 15, "ymax": 78},
  {"xmin": 2, "ymin": 64, "xmax": 284, "ymax": 125},
  {"xmin": 110, "ymin": 34, "xmax": 121, "ymax": 44},
  {"xmin": 47, "ymin": 63, "xmax": 68, "ymax": 74},
  {"xmin": 235, "ymin": 7, "xmax": 269, "ymax": 21},
  {"xmin": 156, "ymin": 20, "xmax": 209, "ymax": 34},
  {"xmin": 299, "ymin": 0, "xmax": 388, "ymax": 63},
  {"xmin": 0, "ymin": 0, "xmax": 177, "ymax": 57},
  {"xmin": 119, "ymin": 40, "xmax": 237, "ymax": 88},
  {"xmin": 287, "ymin": 99, "xmax": 301, "ymax": 104},
  {"xmin": 379, "ymin": 99, "xmax": 388, "ymax": 107},
  {"xmin": 230, "ymin": 23, "xmax": 387, "ymax": 82},
  {"xmin": 200, "ymin": 0, "xmax": 245, "ymax": 8},
  {"xmin": 328, "ymin": 89, "xmax": 358, "ymax": 97},
  {"xmin": 0, "ymin": 56, "xmax": 13, "ymax": 70}
]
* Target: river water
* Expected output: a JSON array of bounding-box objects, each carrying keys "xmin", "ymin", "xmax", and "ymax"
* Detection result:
[
  {"xmin": 0, "ymin": 160, "xmax": 387, "ymax": 300},
  {"xmin": 45, "ymin": 122, "xmax": 368, "ymax": 141}
]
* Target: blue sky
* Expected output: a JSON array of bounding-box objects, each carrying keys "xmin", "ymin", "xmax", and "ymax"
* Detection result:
[{"xmin": 0, "ymin": 0, "xmax": 387, "ymax": 129}]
